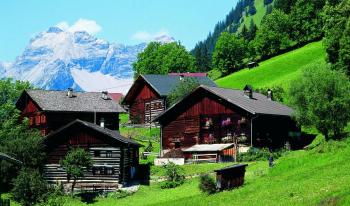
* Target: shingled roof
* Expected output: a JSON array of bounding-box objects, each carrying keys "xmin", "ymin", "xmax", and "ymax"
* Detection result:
[
  {"xmin": 16, "ymin": 90, "xmax": 125, "ymax": 113},
  {"xmin": 155, "ymin": 85, "xmax": 294, "ymax": 122},
  {"xmin": 203, "ymin": 86, "xmax": 293, "ymax": 116},
  {"xmin": 44, "ymin": 119, "xmax": 142, "ymax": 147},
  {"xmin": 123, "ymin": 74, "xmax": 217, "ymax": 104},
  {"xmin": 141, "ymin": 74, "xmax": 217, "ymax": 96}
]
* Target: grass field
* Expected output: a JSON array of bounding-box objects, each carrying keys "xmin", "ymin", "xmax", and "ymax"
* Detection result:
[
  {"xmin": 46, "ymin": 136, "xmax": 349, "ymax": 206},
  {"xmin": 216, "ymin": 41, "xmax": 326, "ymax": 90}
]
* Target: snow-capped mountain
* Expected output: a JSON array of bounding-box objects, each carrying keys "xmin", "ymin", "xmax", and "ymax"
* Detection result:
[{"xmin": 0, "ymin": 26, "xmax": 174, "ymax": 94}]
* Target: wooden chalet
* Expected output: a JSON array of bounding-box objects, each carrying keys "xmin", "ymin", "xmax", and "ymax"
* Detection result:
[
  {"xmin": 43, "ymin": 119, "xmax": 142, "ymax": 191},
  {"xmin": 16, "ymin": 89, "xmax": 125, "ymax": 135},
  {"xmin": 154, "ymin": 85, "xmax": 299, "ymax": 162},
  {"xmin": 123, "ymin": 74, "xmax": 217, "ymax": 124}
]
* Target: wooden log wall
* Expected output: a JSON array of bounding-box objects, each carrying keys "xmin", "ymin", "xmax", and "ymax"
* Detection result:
[
  {"xmin": 128, "ymin": 82, "xmax": 162, "ymax": 124},
  {"xmin": 162, "ymin": 91, "xmax": 251, "ymax": 151}
]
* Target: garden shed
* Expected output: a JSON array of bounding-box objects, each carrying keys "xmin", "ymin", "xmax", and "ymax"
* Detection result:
[{"xmin": 214, "ymin": 164, "xmax": 248, "ymax": 190}]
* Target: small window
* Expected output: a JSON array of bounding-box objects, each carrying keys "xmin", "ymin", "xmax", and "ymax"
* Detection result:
[
  {"xmin": 106, "ymin": 151, "xmax": 112, "ymax": 158},
  {"xmin": 106, "ymin": 167, "xmax": 114, "ymax": 175},
  {"xmin": 94, "ymin": 151, "xmax": 101, "ymax": 157},
  {"xmin": 175, "ymin": 141, "xmax": 181, "ymax": 149}
]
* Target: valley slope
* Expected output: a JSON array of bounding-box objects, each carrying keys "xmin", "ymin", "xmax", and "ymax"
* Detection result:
[{"xmin": 216, "ymin": 41, "xmax": 326, "ymax": 90}]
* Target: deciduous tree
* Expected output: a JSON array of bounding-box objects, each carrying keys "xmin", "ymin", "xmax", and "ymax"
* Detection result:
[{"xmin": 288, "ymin": 62, "xmax": 350, "ymax": 140}]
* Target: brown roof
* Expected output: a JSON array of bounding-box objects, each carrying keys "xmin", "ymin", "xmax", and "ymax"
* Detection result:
[{"xmin": 16, "ymin": 90, "xmax": 125, "ymax": 113}]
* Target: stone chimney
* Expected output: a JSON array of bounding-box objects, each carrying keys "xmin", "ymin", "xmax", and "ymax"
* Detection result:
[
  {"xmin": 243, "ymin": 85, "xmax": 253, "ymax": 99},
  {"xmin": 101, "ymin": 91, "xmax": 109, "ymax": 100},
  {"xmin": 67, "ymin": 88, "xmax": 73, "ymax": 98},
  {"xmin": 267, "ymin": 89, "xmax": 273, "ymax": 100},
  {"xmin": 179, "ymin": 74, "xmax": 184, "ymax": 81},
  {"xmin": 100, "ymin": 118, "xmax": 105, "ymax": 128}
]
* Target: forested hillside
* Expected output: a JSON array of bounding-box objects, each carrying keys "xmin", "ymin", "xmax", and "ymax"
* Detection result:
[
  {"xmin": 191, "ymin": 0, "xmax": 268, "ymax": 71},
  {"xmin": 191, "ymin": 0, "xmax": 347, "ymax": 78}
]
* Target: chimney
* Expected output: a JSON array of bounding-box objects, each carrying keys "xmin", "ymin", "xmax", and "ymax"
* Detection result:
[
  {"xmin": 67, "ymin": 88, "xmax": 73, "ymax": 98},
  {"xmin": 243, "ymin": 85, "xmax": 253, "ymax": 99},
  {"xmin": 267, "ymin": 89, "xmax": 273, "ymax": 100},
  {"xmin": 179, "ymin": 74, "xmax": 184, "ymax": 81},
  {"xmin": 101, "ymin": 91, "xmax": 109, "ymax": 100},
  {"xmin": 100, "ymin": 118, "xmax": 105, "ymax": 128}
]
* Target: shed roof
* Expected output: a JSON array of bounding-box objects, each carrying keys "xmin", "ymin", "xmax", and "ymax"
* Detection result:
[
  {"xmin": 44, "ymin": 119, "xmax": 142, "ymax": 147},
  {"xmin": 214, "ymin": 164, "xmax": 248, "ymax": 172},
  {"xmin": 16, "ymin": 90, "xmax": 125, "ymax": 113},
  {"xmin": 0, "ymin": 152, "xmax": 23, "ymax": 165},
  {"xmin": 182, "ymin": 143, "xmax": 235, "ymax": 152}
]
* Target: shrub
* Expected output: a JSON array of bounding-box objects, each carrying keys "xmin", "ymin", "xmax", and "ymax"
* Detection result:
[
  {"xmin": 161, "ymin": 162, "xmax": 185, "ymax": 189},
  {"xmin": 108, "ymin": 189, "xmax": 134, "ymax": 199},
  {"xmin": 237, "ymin": 147, "xmax": 286, "ymax": 162},
  {"xmin": 12, "ymin": 168, "xmax": 48, "ymax": 206},
  {"xmin": 199, "ymin": 174, "xmax": 217, "ymax": 194},
  {"xmin": 160, "ymin": 181, "xmax": 182, "ymax": 189}
]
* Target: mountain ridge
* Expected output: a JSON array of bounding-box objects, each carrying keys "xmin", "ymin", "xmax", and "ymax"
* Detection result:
[{"xmin": 0, "ymin": 26, "xmax": 174, "ymax": 94}]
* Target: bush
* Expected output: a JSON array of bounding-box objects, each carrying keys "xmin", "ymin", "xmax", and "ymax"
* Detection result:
[
  {"xmin": 199, "ymin": 174, "xmax": 217, "ymax": 194},
  {"xmin": 108, "ymin": 189, "xmax": 134, "ymax": 199},
  {"xmin": 12, "ymin": 168, "xmax": 48, "ymax": 206},
  {"xmin": 237, "ymin": 147, "xmax": 286, "ymax": 162},
  {"xmin": 42, "ymin": 183, "xmax": 66, "ymax": 206},
  {"xmin": 160, "ymin": 181, "xmax": 182, "ymax": 189},
  {"xmin": 161, "ymin": 162, "xmax": 185, "ymax": 189}
]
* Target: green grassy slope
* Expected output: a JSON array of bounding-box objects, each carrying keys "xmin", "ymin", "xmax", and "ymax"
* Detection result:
[
  {"xmin": 54, "ymin": 136, "xmax": 350, "ymax": 206},
  {"xmin": 216, "ymin": 41, "xmax": 326, "ymax": 90}
]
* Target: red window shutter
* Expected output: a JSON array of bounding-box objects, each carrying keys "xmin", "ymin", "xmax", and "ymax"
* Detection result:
[
  {"xmin": 29, "ymin": 117, "xmax": 34, "ymax": 125},
  {"xmin": 41, "ymin": 115, "xmax": 46, "ymax": 124},
  {"xmin": 35, "ymin": 116, "xmax": 41, "ymax": 125}
]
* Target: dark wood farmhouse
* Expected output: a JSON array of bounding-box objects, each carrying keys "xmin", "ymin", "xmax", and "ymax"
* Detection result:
[
  {"xmin": 154, "ymin": 85, "xmax": 299, "ymax": 161},
  {"xmin": 43, "ymin": 119, "xmax": 142, "ymax": 191},
  {"xmin": 123, "ymin": 74, "xmax": 217, "ymax": 124},
  {"xmin": 16, "ymin": 89, "xmax": 125, "ymax": 135}
]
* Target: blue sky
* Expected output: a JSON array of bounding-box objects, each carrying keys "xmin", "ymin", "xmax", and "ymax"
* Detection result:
[{"xmin": 0, "ymin": 0, "xmax": 237, "ymax": 61}]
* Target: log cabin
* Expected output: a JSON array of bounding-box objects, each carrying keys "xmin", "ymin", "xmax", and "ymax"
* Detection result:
[
  {"xmin": 16, "ymin": 89, "xmax": 125, "ymax": 135},
  {"xmin": 43, "ymin": 119, "xmax": 142, "ymax": 191},
  {"xmin": 122, "ymin": 74, "xmax": 217, "ymax": 124},
  {"xmin": 154, "ymin": 85, "xmax": 299, "ymax": 162}
]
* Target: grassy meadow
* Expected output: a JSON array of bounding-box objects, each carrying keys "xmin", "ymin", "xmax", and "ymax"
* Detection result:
[
  {"xmin": 216, "ymin": 41, "xmax": 326, "ymax": 90},
  {"xmin": 6, "ymin": 135, "xmax": 347, "ymax": 206}
]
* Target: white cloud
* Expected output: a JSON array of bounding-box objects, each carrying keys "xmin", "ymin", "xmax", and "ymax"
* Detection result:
[
  {"xmin": 132, "ymin": 29, "xmax": 170, "ymax": 42},
  {"xmin": 56, "ymin": 19, "xmax": 102, "ymax": 34}
]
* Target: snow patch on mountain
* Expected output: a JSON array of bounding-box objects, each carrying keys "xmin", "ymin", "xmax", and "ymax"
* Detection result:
[{"xmin": 70, "ymin": 68, "xmax": 133, "ymax": 94}]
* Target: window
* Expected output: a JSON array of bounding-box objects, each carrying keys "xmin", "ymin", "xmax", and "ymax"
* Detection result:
[
  {"xmin": 106, "ymin": 167, "xmax": 114, "ymax": 175},
  {"xmin": 94, "ymin": 151, "xmax": 101, "ymax": 157},
  {"xmin": 106, "ymin": 151, "xmax": 112, "ymax": 158}
]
